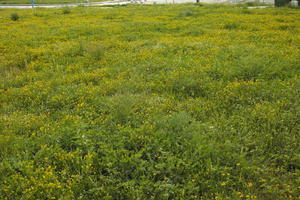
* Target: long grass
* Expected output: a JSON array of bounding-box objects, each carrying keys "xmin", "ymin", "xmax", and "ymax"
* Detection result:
[{"xmin": 0, "ymin": 0, "xmax": 106, "ymax": 5}]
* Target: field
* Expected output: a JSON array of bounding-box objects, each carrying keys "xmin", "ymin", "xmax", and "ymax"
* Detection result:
[
  {"xmin": 0, "ymin": 0, "xmax": 106, "ymax": 5},
  {"xmin": 1, "ymin": 4, "xmax": 300, "ymax": 200}
]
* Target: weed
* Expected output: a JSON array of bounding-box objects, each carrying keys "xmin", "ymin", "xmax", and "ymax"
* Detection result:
[
  {"xmin": 182, "ymin": 28, "xmax": 205, "ymax": 36},
  {"xmin": 85, "ymin": 43, "xmax": 105, "ymax": 60},
  {"xmin": 178, "ymin": 9, "xmax": 194, "ymax": 17},
  {"xmin": 62, "ymin": 7, "xmax": 71, "ymax": 14},
  {"xmin": 33, "ymin": 12, "xmax": 45, "ymax": 17},
  {"xmin": 278, "ymin": 25, "xmax": 295, "ymax": 30},
  {"xmin": 241, "ymin": 8, "xmax": 253, "ymax": 14},
  {"xmin": 10, "ymin": 12, "xmax": 19, "ymax": 21},
  {"xmin": 223, "ymin": 22, "xmax": 241, "ymax": 30}
]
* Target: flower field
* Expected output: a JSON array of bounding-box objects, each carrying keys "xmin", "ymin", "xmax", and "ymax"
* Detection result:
[
  {"xmin": 0, "ymin": 0, "xmax": 105, "ymax": 5},
  {"xmin": 0, "ymin": 4, "xmax": 300, "ymax": 200}
]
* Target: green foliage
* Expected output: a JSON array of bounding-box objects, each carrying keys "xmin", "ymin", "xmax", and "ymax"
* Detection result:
[
  {"xmin": 179, "ymin": 9, "xmax": 194, "ymax": 17},
  {"xmin": 0, "ymin": 4, "xmax": 300, "ymax": 200},
  {"xmin": 241, "ymin": 8, "xmax": 253, "ymax": 14},
  {"xmin": 223, "ymin": 22, "xmax": 241, "ymax": 30},
  {"xmin": 0, "ymin": 0, "xmax": 105, "ymax": 4},
  {"xmin": 236, "ymin": 1, "xmax": 270, "ymax": 7},
  {"xmin": 10, "ymin": 12, "xmax": 19, "ymax": 21},
  {"xmin": 85, "ymin": 43, "xmax": 105, "ymax": 60},
  {"xmin": 62, "ymin": 7, "xmax": 71, "ymax": 14}
]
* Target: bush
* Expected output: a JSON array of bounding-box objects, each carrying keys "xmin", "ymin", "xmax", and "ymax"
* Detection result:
[
  {"xmin": 62, "ymin": 7, "xmax": 71, "ymax": 14},
  {"xmin": 10, "ymin": 12, "xmax": 19, "ymax": 21}
]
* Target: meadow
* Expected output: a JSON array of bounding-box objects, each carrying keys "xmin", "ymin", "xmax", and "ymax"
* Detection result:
[
  {"xmin": 0, "ymin": 4, "xmax": 300, "ymax": 200},
  {"xmin": 0, "ymin": 0, "xmax": 105, "ymax": 5}
]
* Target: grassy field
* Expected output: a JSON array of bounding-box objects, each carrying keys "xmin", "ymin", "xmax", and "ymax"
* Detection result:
[
  {"xmin": 0, "ymin": 0, "xmax": 106, "ymax": 5},
  {"xmin": 1, "ymin": 4, "xmax": 300, "ymax": 200}
]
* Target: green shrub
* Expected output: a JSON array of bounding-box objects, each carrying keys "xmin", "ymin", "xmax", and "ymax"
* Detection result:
[
  {"xmin": 10, "ymin": 12, "xmax": 19, "ymax": 21},
  {"xmin": 62, "ymin": 7, "xmax": 71, "ymax": 14}
]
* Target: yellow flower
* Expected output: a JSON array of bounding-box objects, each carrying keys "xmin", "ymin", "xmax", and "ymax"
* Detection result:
[{"xmin": 247, "ymin": 182, "xmax": 253, "ymax": 187}]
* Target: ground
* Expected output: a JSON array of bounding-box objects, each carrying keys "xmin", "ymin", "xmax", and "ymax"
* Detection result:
[
  {"xmin": 0, "ymin": 4, "xmax": 300, "ymax": 200},
  {"xmin": 0, "ymin": 0, "xmax": 107, "ymax": 5}
]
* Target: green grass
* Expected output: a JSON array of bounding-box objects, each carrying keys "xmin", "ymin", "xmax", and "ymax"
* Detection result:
[
  {"xmin": 0, "ymin": 4, "xmax": 300, "ymax": 200},
  {"xmin": 0, "ymin": 0, "xmax": 105, "ymax": 5}
]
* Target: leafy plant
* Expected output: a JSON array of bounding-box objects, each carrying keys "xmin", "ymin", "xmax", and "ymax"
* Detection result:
[
  {"xmin": 62, "ymin": 7, "xmax": 71, "ymax": 14},
  {"xmin": 10, "ymin": 12, "xmax": 19, "ymax": 21}
]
